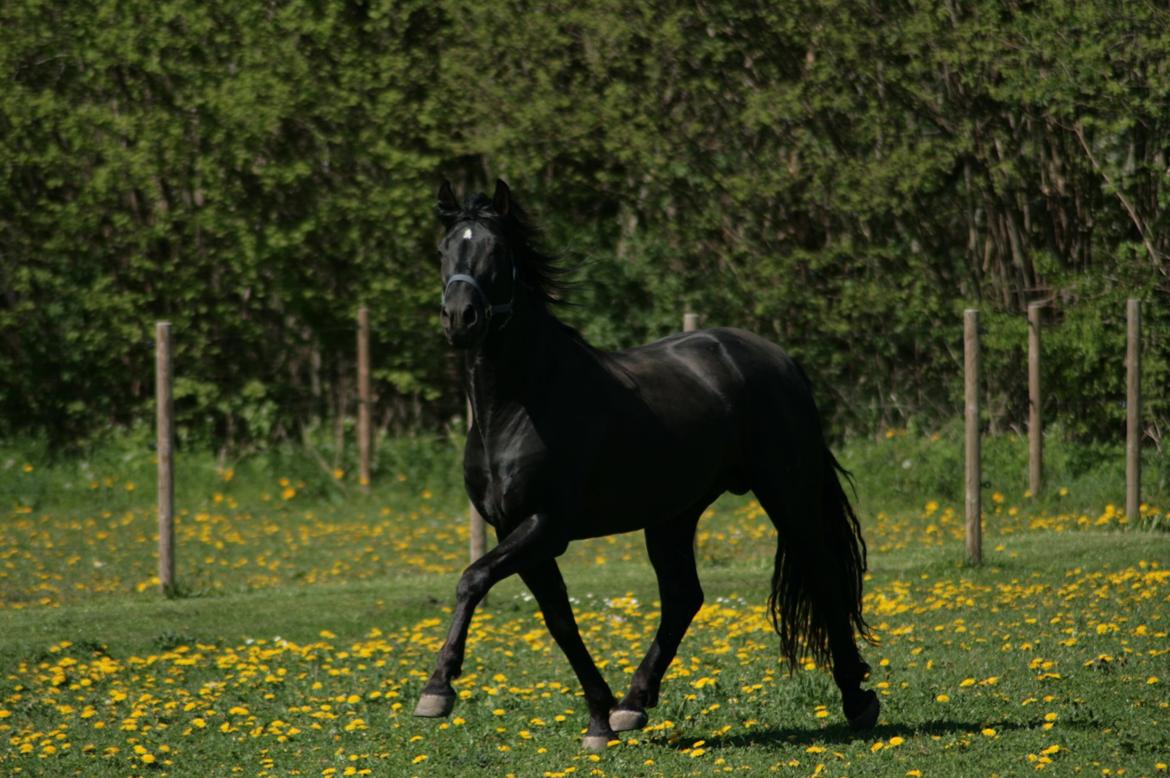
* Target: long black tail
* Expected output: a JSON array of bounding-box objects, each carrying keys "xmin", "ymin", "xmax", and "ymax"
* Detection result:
[{"xmin": 766, "ymin": 450, "xmax": 871, "ymax": 669}]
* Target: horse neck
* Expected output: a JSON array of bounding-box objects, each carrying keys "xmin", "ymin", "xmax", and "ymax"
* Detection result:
[{"xmin": 463, "ymin": 305, "xmax": 566, "ymax": 429}]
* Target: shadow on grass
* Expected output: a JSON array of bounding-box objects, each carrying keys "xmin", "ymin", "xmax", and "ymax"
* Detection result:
[{"xmin": 662, "ymin": 718, "xmax": 1037, "ymax": 750}]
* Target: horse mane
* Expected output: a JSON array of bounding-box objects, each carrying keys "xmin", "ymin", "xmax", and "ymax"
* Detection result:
[{"xmin": 438, "ymin": 192, "xmax": 573, "ymax": 309}]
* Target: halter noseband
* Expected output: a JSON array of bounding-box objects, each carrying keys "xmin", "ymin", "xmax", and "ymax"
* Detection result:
[{"xmin": 441, "ymin": 263, "xmax": 518, "ymax": 326}]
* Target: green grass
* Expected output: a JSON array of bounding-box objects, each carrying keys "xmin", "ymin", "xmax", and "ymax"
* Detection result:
[
  {"xmin": 837, "ymin": 421, "xmax": 1169, "ymax": 518},
  {"xmin": 2, "ymin": 432, "xmax": 1169, "ymax": 776}
]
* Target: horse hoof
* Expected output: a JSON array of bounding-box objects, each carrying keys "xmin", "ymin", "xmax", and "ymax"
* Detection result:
[
  {"xmin": 609, "ymin": 708, "xmax": 648, "ymax": 732},
  {"xmin": 581, "ymin": 734, "xmax": 612, "ymax": 752},
  {"xmin": 413, "ymin": 692, "xmax": 455, "ymax": 718},
  {"xmin": 846, "ymin": 690, "xmax": 880, "ymax": 731}
]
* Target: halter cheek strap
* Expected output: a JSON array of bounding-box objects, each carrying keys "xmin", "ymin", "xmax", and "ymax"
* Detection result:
[{"xmin": 441, "ymin": 264, "xmax": 518, "ymax": 322}]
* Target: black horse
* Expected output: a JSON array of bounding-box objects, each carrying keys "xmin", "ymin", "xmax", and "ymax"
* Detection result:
[{"xmin": 414, "ymin": 180, "xmax": 879, "ymax": 750}]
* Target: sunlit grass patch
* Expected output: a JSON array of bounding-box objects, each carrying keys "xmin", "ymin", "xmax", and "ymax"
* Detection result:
[
  {"xmin": 2, "ymin": 536, "xmax": 1168, "ymax": 775},
  {"xmin": 2, "ymin": 434, "xmax": 1169, "ymax": 774}
]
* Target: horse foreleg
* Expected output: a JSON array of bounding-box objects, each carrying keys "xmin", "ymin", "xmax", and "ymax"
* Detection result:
[
  {"xmin": 519, "ymin": 561, "xmax": 617, "ymax": 751},
  {"xmin": 611, "ymin": 518, "xmax": 703, "ymax": 733},
  {"xmin": 414, "ymin": 514, "xmax": 565, "ymax": 718}
]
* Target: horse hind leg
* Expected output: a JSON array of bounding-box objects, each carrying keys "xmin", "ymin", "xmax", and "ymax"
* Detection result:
[
  {"xmin": 610, "ymin": 513, "xmax": 704, "ymax": 733},
  {"xmin": 751, "ymin": 453, "xmax": 879, "ymax": 730}
]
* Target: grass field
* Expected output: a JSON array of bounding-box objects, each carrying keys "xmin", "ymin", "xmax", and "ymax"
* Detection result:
[{"xmin": 2, "ymin": 432, "xmax": 1169, "ymax": 776}]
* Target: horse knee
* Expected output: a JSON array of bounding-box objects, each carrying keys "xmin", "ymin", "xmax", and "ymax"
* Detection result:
[{"xmin": 456, "ymin": 566, "xmax": 491, "ymax": 603}]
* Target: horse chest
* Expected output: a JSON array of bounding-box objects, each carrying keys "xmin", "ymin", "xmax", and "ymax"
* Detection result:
[{"xmin": 467, "ymin": 435, "xmax": 550, "ymax": 525}]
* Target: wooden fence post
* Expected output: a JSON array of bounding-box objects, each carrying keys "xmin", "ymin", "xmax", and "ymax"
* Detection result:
[
  {"xmin": 964, "ymin": 309, "xmax": 982, "ymax": 566},
  {"xmin": 683, "ymin": 312, "xmax": 699, "ymax": 332},
  {"xmin": 357, "ymin": 306, "xmax": 372, "ymax": 492},
  {"xmin": 1028, "ymin": 302, "xmax": 1043, "ymax": 496},
  {"xmin": 155, "ymin": 321, "xmax": 176, "ymax": 596},
  {"xmin": 468, "ymin": 398, "xmax": 487, "ymax": 562},
  {"xmin": 1127, "ymin": 298, "xmax": 1141, "ymax": 525}
]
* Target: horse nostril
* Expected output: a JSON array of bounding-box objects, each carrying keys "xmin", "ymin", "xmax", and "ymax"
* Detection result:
[
  {"xmin": 441, "ymin": 308, "xmax": 451, "ymax": 325},
  {"xmin": 462, "ymin": 305, "xmax": 478, "ymax": 327}
]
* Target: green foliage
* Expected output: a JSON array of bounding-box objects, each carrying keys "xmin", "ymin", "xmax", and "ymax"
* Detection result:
[{"xmin": 1, "ymin": 0, "xmax": 1168, "ymax": 447}]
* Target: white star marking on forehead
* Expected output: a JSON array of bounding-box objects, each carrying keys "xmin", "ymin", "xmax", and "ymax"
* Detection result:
[{"xmin": 462, "ymin": 227, "xmax": 473, "ymax": 240}]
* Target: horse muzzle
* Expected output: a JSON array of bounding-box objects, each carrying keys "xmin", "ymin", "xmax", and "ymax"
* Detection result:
[{"xmin": 441, "ymin": 296, "xmax": 487, "ymax": 348}]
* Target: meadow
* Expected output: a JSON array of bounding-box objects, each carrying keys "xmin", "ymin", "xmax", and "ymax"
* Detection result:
[{"xmin": 1, "ymin": 430, "xmax": 1168, "ymax": 776}]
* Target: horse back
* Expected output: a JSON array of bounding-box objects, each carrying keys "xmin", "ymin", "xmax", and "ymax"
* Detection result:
[{"xmin": 563, "ymin": 327, "xmax": 818, "ymax": 535}]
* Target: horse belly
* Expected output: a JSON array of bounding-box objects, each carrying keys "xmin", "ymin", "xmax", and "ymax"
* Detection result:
[{"xmin": 575, "ymin": 418, "xmax": 737, "ymax": 537}]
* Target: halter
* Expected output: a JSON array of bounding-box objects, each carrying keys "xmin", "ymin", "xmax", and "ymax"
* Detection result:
[{"xmin": 441, "ymin": 263, "xmax": 518, "ymax": 327}]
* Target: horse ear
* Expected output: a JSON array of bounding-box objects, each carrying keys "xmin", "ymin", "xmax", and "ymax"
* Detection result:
[
  {"xmin": 492, "ymin": 179, "xmax": 511, "ymax": 217},
  {"xmin": 436, "ymin": 180, "xmax": 459, "ymax": 227}
]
